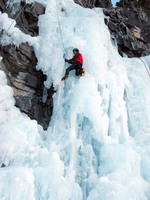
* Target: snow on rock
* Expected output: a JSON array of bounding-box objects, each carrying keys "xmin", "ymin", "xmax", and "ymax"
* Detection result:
[
  {"xmin": 0, "ymin": 70, "xmax": 41, "ymax": 165},
  {"xmin": 0, "ymin": 0, "xmax": 150, "ymax": 200},
  {"xmin": 0, "ymin": 12, "xmax": 38, "ymax": 46}
]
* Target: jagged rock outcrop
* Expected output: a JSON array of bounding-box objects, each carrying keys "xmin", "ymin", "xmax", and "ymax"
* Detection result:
[
  {"xmin": 104, "ymin": 0, "xmax": 150, "ymax": 57},
  {"xmin": 0, "ymin": 43, "xmax": 53, "ymax": 130},
  {"xmin": 0, "ymin": 1, "xmax": 53, "ymax": 130},
  {"xmin": 16, "ymin": 2, "xmax": 45, "ymax": 36},
  {"xmin": 74, "ymin": 0, "xmax": 112, "ymax": 8},
  {"xmin": 0, "ymin": 0, "xmax": 45, "ymax": 36},
  {"xmin": 75, "ymin": 0, "xmax": 150, "ymax": 57}
]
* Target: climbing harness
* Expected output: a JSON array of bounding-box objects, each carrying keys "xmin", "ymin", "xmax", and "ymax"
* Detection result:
[{"xmin": 138, "ymin": 57, "xmax": 150, "ymax": 78}]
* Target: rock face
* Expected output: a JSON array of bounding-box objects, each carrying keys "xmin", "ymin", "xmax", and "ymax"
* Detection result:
[
  {"xmin": 104, "ymin": 0, "xmax": 150, "ymax": 57},
  {"xmin": 75, "ymin": 0, "xmax": 150, "ymax": 57},
  {"xmin": 0, "ymin": 0, "xmax": 45, "ymax": 36},
  {"xmin": 74, "ymin": 0, "xmax": 112, "ymax": 8},
  {"xmin": 16, "ymin": 2, "xmax": 45, "ymax": 36},
  {"xmin": 0, "ymin": 43, "xmax": 53, "ymax": 130},
  {"xmin": 0, "ymin": 1, "xmax": 53, "ymax": 130}
]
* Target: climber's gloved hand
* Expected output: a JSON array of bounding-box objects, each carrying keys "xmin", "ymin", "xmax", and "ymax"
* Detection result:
[{"xmin": 65, "ymin": 58, "xmax": 68, "ymax": 62}]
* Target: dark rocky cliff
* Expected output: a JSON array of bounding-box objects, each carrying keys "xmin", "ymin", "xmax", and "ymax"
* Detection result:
[
  {"xmin": 104, "ymin": 0, "xmax": 150, "ymax": 57},
  {"xmin": 0, "ymin": 0, "xmax": 149, "ymax": 129},
  {"xmin": 0, "ymin": 1, "xmax": 54, "ymax": 130},
  {"xmin": 74, "ymin": 0, "xmax": 112, "ymax": 8},
  {"xmin": 75, "ymin": 0, "xmax": 150, "ymax": 57}
]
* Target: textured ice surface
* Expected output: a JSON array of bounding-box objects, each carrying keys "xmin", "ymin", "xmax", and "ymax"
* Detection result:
[{"xmin": 0, "ymin": 0, "xmax": 150, "ymax": 199}]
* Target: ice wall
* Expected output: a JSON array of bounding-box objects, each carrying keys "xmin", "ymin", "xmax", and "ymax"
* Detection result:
[{"xmin": 0, "ymin": 0, "xmax": 150, "ymax": 199}]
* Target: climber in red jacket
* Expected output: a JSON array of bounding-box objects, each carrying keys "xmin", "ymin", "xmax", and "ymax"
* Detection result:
[{"xmin": 62, "ymin": 48, "xmax": 84, "ymax": 80}]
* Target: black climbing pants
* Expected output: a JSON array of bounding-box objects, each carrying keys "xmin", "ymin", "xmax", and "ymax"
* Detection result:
[{"xmin": 65, "ymin": 62, "xmax": 82, "ymax": 76}]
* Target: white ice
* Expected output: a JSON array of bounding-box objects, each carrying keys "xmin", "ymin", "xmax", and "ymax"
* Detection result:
[{"xmin": 0, "ymin": 0, "xmax": 150, "ymax": 199}]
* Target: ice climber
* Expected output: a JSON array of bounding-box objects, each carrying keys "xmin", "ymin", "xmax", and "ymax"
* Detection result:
[{"xmin": 61, "ymin": 48, "xmax": 84, "ymax": 80}]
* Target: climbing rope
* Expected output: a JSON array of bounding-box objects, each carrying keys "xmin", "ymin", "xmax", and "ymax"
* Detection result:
[
  {"xmin": 6, "ymin": 3, "xmax": 27, "ymax": 33},
  {"xmin": 138, "ymin": 57, "xmax": 150, "ymax": 78},
  {"xmin": 55, "ymin": 0, "xmax": 66, "ymax": 53}
]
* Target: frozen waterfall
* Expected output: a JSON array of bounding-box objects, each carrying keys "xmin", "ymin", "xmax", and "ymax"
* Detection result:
[{"xmin": 0, "ymin": 0, "xmax": 150, "ymax": 199}]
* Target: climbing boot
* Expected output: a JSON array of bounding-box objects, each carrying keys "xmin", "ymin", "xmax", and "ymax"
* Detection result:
[
  {"xmin": 81, "ymin": 68, "xmax": 85, "ymax": 77},
  {"xmin": 61, "ymin": 75, "xmax": 68, "ymax": 81}
]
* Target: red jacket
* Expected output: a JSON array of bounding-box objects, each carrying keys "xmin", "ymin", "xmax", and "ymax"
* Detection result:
[
  {"xmin": 74, "ymin": 53, "xmax": 83, "ymax": 65},
  {"xmin": 67, "ymin": 53, "xmax": 83, "ymax": 65}
]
